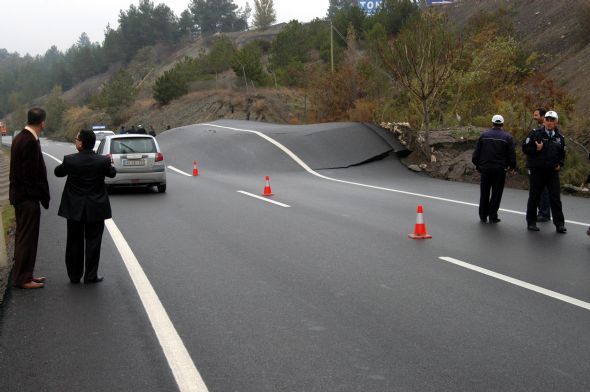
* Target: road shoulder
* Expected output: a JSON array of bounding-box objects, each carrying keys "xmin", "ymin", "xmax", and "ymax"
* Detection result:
[{"xmin": 0, "ymin": 146, "xmax": 13, "ymax": 305}]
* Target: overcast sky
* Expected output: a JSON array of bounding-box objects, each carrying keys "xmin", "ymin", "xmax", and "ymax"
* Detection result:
[{"xmin": 0, "ymin": 0, "xmax": 329, "ymax": 56}]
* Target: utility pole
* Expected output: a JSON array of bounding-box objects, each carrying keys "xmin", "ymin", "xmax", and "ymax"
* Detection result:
[{"xmin": 330, "ymin": 19, "xmax": 334, "ymax": 73}]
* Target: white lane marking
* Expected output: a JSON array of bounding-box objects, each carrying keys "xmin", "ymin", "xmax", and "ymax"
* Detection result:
[
  {"xmin": 42, "ymin": 151, "xmax": 209, "ymax": 392},
  {"xmin": 43, "ymin": 151, "xmax": 63, "ymax": 163},
  {"xmin": 237, "ymin": 190, "xmax": 291, "ymax": 208},
  {"xmin": 106, "ymin": 220, "xmax": 208, "ymax": 392},
  {"xmin": 168, "ymin": 165, "xmax": 193, "ymax": 177},
  {"xmin": 202, "ymin": 123, "xmax": 590, "ymax": 227},
  {"xmin": 439, "ymin": 256, "xmax": 590, "ymax": 312}
]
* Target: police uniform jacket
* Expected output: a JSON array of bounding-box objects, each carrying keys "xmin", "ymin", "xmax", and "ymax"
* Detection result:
[
  {"xmin": 522, "ymin": 126, "xmax": 566, "ymax": 169},
  {"xmin": 472, "ymin": 127, "xmax": 516, "ymax": 171}
]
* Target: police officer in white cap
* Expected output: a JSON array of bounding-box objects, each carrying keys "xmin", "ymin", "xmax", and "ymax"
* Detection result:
[
  {"xmin": 522, "ymin": 110, "xmax": 567, "ymax": 233},
  {"xmin": 472, "ymin": 114, "xmax": 516, "ymax": 223}
]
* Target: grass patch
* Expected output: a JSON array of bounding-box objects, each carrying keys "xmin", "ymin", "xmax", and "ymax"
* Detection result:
[
  {"xmin": 2, "ymin": 201, "xmax": 14, "ymax": 246},
  {"xmin": 450, "ymin": 127, "xmax": 481, "ymax": 140},
  {"xmin": 1, "ymin": 146, "xmax": 13, "ymax": 245}
]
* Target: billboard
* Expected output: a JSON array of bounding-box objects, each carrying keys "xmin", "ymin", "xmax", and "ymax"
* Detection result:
[
  {"xmin": 358, "ymin": 0, "xmax": 454, "ymax": 15},
  {"xmin": 358, "ymin": 1, "xmax": 382, "ymax": 15}
]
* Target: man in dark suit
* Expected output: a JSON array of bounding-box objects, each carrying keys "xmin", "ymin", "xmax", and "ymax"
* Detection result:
[
  {"xmin": 9, "ymin": 108, "xmax": 50, "ymax": 289},
  {"xmin": 54, "ymin": 130, "xmax": 116, "ymax": 283}
]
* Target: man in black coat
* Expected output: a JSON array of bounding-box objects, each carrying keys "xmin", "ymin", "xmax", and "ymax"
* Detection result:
[
  {"xmin": 9, "ymin": 108, "xmax": 50, "ymax": 289},
  {"xmin": 55, "ymin": 130, "xmax": 116, "ymax": 283},
  {"xmin": 472, "ymin": 114, "xmax": 517, "ymax": 223}
]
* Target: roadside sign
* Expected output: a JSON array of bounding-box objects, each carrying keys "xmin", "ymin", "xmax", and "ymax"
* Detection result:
[{"xmin": 358, "ymin": 1, "xmax": 382, "ymax": 15}]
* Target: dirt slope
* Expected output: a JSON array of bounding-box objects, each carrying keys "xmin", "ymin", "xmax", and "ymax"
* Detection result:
[{"xmin": 444, "ymin": 0, "xmax": 590, "ymax": 112}]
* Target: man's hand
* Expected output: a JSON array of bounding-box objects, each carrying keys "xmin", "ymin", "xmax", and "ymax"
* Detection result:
[
  {"xmin": 555, "ymin": 164, "xmax": 561, "ymax": 172},
  {"xmin": 535, "ymin": 140, "xmax": 544, "ymax": 151}
]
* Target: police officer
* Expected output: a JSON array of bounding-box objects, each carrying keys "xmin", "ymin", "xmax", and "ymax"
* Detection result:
[
  {"xmin": 472, "ymin": 114, "xmax": 516, "ymax": 223},
  {"xmin": 532, "ymin": 108, "xmax": 551, "ymax": 222},
  {"xmin": 522, "ymin": 110, "xmax": 567, "ymax": 233}
]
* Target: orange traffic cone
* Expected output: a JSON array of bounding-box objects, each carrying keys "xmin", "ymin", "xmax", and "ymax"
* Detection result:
[
  {"xmin": 408, "ymin": 205, "xmax": 432, "ymax": 239},
  {"xmin": 262, "ymin": 176, "xmax": 273, "ymax": 196},
  {"xmin": 192, "ymin": 161, "xmax": 199, "ymax": 177}
]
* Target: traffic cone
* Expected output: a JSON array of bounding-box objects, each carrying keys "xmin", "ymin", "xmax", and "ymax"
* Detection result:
[
  {"xmin": 408, "ymin": 205, "xmax": 432, "ymax": 239},
  {"xmin": 192, "ymin": 161, "xmax": 199, "ymax": 177},
  {"xmin": 262, "ymin": 176, "xmax": 273, "ymax": 196}
]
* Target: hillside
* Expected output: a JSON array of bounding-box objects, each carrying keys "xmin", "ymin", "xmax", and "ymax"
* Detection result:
[
  {"xmin": 444, "ymin": 0, "xmax": 590, "ymax": 114},
  {"xmin": 30, "ymin": 1, "xmax": 590, "ymax": 155},
  {"xmin": 101, "ymin": 2, "xmax": 587, "ymax": 136}
]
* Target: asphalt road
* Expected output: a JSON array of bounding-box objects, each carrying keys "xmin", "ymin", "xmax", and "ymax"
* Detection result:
[{"xmin": 1, "ymin": 121, "xmax": 589, "ymax": 392}]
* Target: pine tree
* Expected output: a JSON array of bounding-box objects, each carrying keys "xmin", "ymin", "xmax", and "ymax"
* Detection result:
[{"xmin": 253, "ymin": 0, "xmax": 276, "ymax": 30}]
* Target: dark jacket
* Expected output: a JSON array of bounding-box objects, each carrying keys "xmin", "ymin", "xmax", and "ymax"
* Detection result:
[
  {"xmin": 9, "ymin": 128, "xmax": 50, "ymax": 208},
  {"xmin": 55, "ymin": 150, "xmax": 116, "ymax": 222},
  {"xmin": 522, "ymin": 126, "xmax": 566, "ymax": 169},
  {"xmin": 472, "ymin": 127, "xmax": 516, "ymax": 171}
]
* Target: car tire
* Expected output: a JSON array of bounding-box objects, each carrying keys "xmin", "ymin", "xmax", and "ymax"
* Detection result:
[{"xmin": 157, "ymin": 184, "xmax": 166, "ymax": 193}]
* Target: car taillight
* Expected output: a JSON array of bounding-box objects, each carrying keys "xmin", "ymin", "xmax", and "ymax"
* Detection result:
[
  {"xmin": 106, "ymin": 153, "xmax": 114, "ymax": 164},
  {"xmin": 155, "ymin": 152, "xmax": 164, "ymax": 162}
]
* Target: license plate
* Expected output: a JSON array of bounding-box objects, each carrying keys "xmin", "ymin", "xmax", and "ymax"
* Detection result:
[{"xmin": 123, "ymin": 159, "xmax": 146, "ymax": 166}]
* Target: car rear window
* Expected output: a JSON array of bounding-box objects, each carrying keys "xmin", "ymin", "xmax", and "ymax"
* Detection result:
[{"xmin": 110, "ymin": 138, "xmax": 156, "ymax": 154}]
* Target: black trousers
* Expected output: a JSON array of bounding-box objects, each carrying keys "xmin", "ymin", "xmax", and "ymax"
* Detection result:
[
  {"xmin": 65, "ymin": 219, "xmax": 105, "ymax": 282},
  {"xmin": 526, "ymin": 168, "xmax": 565, "ymax": 226},
  {"xmin": 13, "ymin": 200, "xmax": 41, "ymax": 286},
  {"xmin": 479, "ymin": 168, "xmax": 506, "ymax": 220},
  {"xmin": 538, "ymin": 187, "xmax": 551, "ymax": 218}
]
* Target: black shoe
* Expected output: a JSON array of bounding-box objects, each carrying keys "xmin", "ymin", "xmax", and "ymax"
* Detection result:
[
  {"xmin": 537, "ymin": 215, "xmax": 550, "ymax": 223},
  {"xmin": 527, "ymin": 224, "xmax": 540, "ymax": 231},
  {"xmin": 489, "ymin": 217, "xmax": 501, "ymax": 223},
  {"xmin": 556, "ymin": 225, "xmax": 567, "ymax": 234},
  {"xmin": 70, "ymin": 279, "xmax": 80, "ymax": 284},
  {"xmin": 84, "ymin": 276, "xmax": 104, "ymax": 284},
  {"xmin": 480, "ymin": 218, "xmax": 487, "ymax": 223}
]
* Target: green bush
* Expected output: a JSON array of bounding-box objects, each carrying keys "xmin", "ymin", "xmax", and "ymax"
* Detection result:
[{"xmin": 153, "ymin": 70, "xmax": 189, "ymax": 105}]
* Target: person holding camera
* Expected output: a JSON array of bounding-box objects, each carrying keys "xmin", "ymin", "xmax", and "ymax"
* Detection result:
[
  {"xmin": 522, "ymin": 110, "xmax": 567, "ymax": 233},
  {"xmin": 532, "ymin": 108, "xmax": 552, "ymax": 222}
]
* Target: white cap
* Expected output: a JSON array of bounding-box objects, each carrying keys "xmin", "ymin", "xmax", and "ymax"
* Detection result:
[
  {"xmin": 545, "ymin": 110, "xmax": 558, "ymax": 120},
  {"xmin": 492, "ymin": 114, "xmax": 504, "ymax": 125}
]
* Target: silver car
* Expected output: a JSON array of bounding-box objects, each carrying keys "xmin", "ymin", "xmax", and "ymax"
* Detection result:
[
  {"xmin": 97, "ymin": 134, "xmax": 167, "ymax": 193},
  {"xmin": 93, "ymin": 130, "xmax": 115, "ymax": 151}
]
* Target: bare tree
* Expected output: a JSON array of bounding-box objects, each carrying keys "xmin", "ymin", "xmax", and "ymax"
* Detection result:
[
  {"xmin": 253, "ymin": 0, "xmax": 276, "ymax": 30},
  {"xmin": 375, "ymin": 10, "xmax": 461, "ymax": 153}
]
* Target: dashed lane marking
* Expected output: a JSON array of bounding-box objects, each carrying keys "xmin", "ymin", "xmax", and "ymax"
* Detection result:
[
  {"xmin": 168, "ymin": 165, "xmax": 193, "ymax": 177},
  {"xmin": 237, "ymin": 190, "xmax": 291, "ymax": 208},
  {"xmin": 439, "ymin": 256, "xmax": 590, "ymax": 311}
]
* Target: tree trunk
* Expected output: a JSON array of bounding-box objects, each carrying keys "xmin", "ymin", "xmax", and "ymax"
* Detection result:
[{"xmin": 421, "ymin": 98, "xmax": 431, "ymax": 157}]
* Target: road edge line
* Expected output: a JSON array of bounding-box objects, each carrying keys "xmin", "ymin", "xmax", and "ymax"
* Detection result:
[
  {"xmin": 43, "ymin": 151, "xmax": 208, "ymax": 391},
  {"xmin": 105, "ymin": 219, "xmax": 208, "ymax": 392}
]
